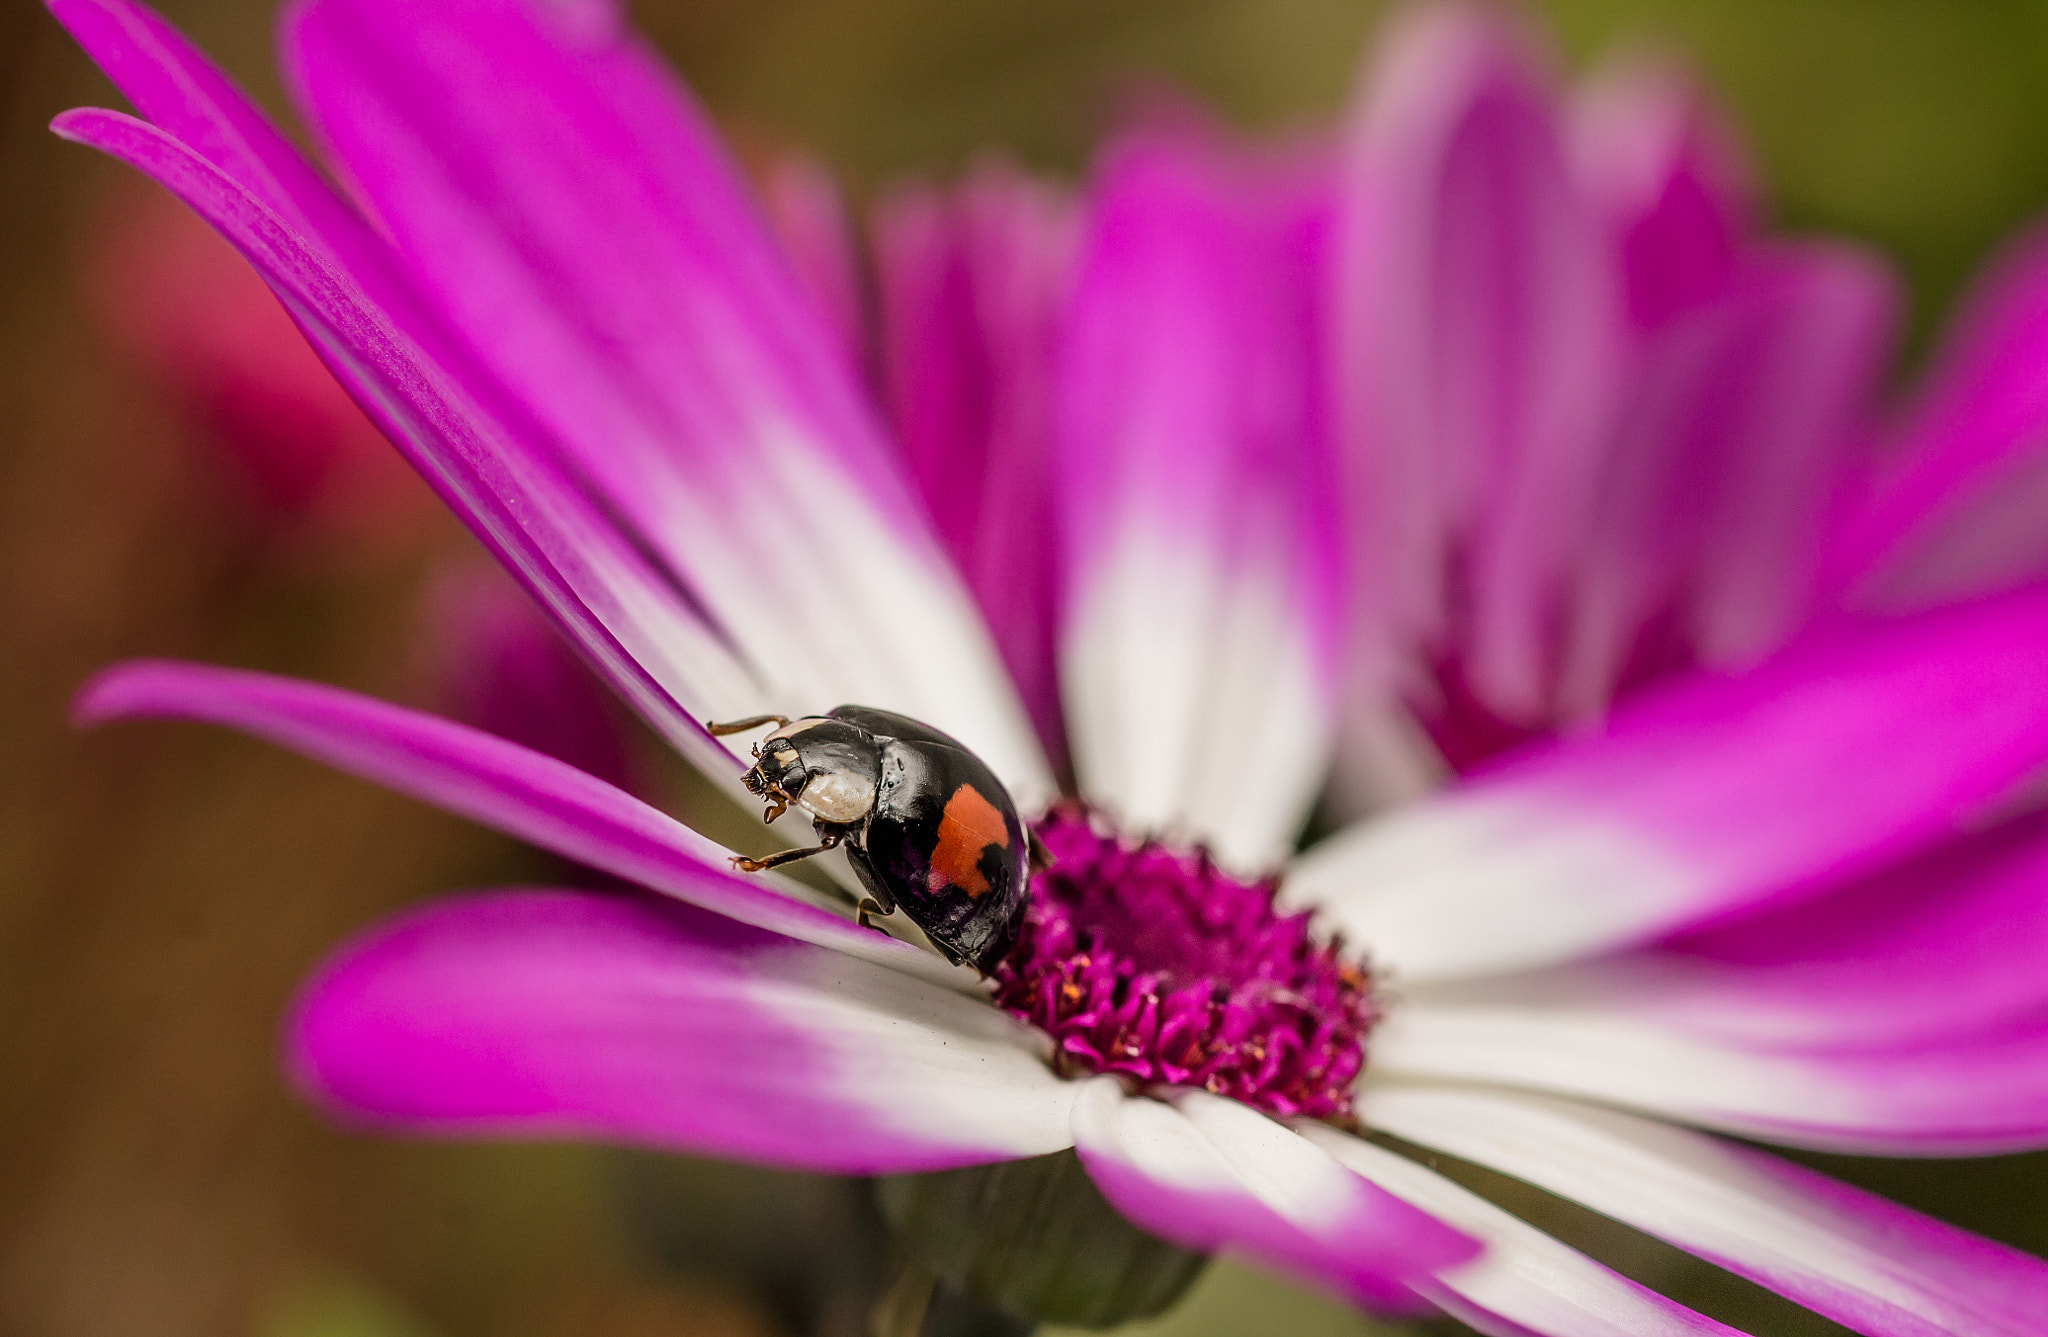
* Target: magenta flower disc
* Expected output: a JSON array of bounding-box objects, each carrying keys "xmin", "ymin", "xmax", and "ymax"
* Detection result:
[{"xmin": 995, "ymin": 806, "xmax": 1376, "ymax": 1121}]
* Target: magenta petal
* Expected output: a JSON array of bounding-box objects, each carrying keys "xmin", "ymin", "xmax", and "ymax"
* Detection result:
[
  {"xmin": 1335, "ymin": 4, "xmax": 1623, "ymax": 722},
  {"xmin": 1681, "ymin": 244, "xmax": 1896, "ymax": 667},
  {"xmin": 1069, "ymin": 1081, "xmax": 1475, "ymax": 1312},
  {"xmin": 1291, "ymin": 585, "xmax": 2048, "ymax": 981},
  {"xmin": 47, "ymin": 96, "xmax": 750, "ymax": 775},
  {"xmin": 873, "ymin": 160, "xmax": 1076, "ymax": 766},
  {"xmin": 1837, "ymin": 216, "xmax": 2048, "ymax": 610},
  {"xmin": 1366, "ymin": 1087, "xmax": 2048, "ymax": 1337},
  {"xmin": 50, "ymin": 0, "xmax": 393, "ymax": 293},
  {"xmin": 1717, "ymin": 1143, "xmax": 2048, "ymax": 1336},
  {"xmin": 73, "ymin": 659, "xmax": 951, "ymax": 979},
  {"xmin": 292, "ymin": 889, "xmax": 1076, "ymax": 1172},
  {"xmin": 281, "ymin": 0, "xmax": 907, "ymax": 520},
  {"xmin": 1600, "ymin": 810, "xmax": 2048, "ymax": 1049},
  {"xmin": 760, "ymin": 153, "xmax": 868, "ymax": 373},
  {"xmin": 1569, "ymin": 55, "xmax": 1752, "ymax": 330},
  {"xmin": 280, "ymin": 0, "xmax": 1047, "ymax": 788}
]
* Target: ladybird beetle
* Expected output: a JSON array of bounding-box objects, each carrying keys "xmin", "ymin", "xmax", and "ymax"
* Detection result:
[{"xmin": 706, "ymin": 706, "xmax": 1040, "ymax": 974}]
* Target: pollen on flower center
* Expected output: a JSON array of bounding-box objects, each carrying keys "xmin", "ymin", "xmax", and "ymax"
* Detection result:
[{"xmin": 990, "ymin": 804, "xmax": 1378, "ymax": 1121}]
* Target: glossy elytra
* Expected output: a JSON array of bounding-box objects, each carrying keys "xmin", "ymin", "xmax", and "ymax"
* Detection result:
[{"xmin": 706, "ymin": 706, "xmax": 1040, "ymax": 974}]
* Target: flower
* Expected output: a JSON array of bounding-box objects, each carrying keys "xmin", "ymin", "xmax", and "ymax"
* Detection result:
[
  {"xmin": 85, "ymin": 175, "xmax": 430, "ymax": 544},
  {"xmin": 419, "ymin": 560, "xmax": 642, "ymax": 798},
  {"xmin": 51, "ymin": 0, "xmax": 2048, "ymax": 1331}
]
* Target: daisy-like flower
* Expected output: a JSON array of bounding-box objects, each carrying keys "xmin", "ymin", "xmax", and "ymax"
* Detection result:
[{"xmin": 52, "ymin": 0, "xmax": 2048, "ymax": 1331}]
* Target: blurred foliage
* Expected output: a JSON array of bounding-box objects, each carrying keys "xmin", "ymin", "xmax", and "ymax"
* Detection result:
[
  {"xmin": 1049, "ymin": 1257, "xmax": 1443, "ymax": 1337},
  {"xmin": 640, "ymin": 0, "xmax": 2048, "ymax": 356},
  {"xmin": 256, "ymin": 1271, "xmax": 445, "ymax": 1337},
  {"xmin": 5, "ymin": 2, "xmax": 2048, "ymax": 1336}
]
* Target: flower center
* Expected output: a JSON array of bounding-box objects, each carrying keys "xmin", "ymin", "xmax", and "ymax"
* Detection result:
[{"xmin": 990, "ymin": 805, "xmax": 1378, "ymax": 1121}]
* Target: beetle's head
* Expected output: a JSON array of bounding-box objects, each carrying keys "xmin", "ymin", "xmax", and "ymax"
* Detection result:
[{"xmin": 741, "ymin": 718, "xmax": 881, "ymax": 826}]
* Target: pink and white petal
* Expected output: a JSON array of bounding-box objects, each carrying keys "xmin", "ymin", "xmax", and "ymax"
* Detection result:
[
  {"xmin": 75, "ymin": 659, "xmax": 966, "ymax": 986},
  {"xmin": 1652, "ymin": 809, "xmax": 2048, "ymax": 1045},
  {"xmin": 1834, "ymin": 217, "xmax": 2048, "ymax": 611},
  {"xmin": 1301, "ymin": 1124, "xmax": 1750, "ymax": 1337},
  {"xmin": 1683, "ymin": 244, "xmax": 1897, "ymax": 668},
  {"xmin": 759, "ymin": 153, "xmax": 868, "ymax": 372},
  {"xmin": 1336, "ymin": 3, "xmax": 1624, "ymax": 724},
  {"xmin": 872, "ymin": 161, "xmax": 1076, "ymax": 764},
  {"xmin": 1557, "ymin": 244, "xmax": 1894, "ymax": 715},
  {"xmin": 1371, "ymin": 1002, "xmax": 2048, "ymax": 1155},
  {"xmin": 1415, "ymin": 808, "xmax": 2048, "ymax": 1050},
  {"xmin": 282, "ymin": 0, "xmax": 1049, "ymax": 799},
  {"xmin": 1561, "ymin": 80, "xmax": 1890, "ymax": 692},
  {"xmin": 47, "ymin": 4, "xmax": 763, "ymax": 775},
  {"xmin": 1849, "ymin": 443, "xmax": 2048, "ymax": 614},
  {"xmin": 1068, "ymin": 1080, "xmax": 1474, "ymax": 1311},
  {"xmin": 1568, "ymin": 53, "xmax": 1751, "ymax": 329},
  {"xmin": 1286, "ymin": 586, "xmax": 2048, "ymax": 981},
  {"xmin": 1057, "ymin": 129, "xmax": 1340, "ymax": 869},
  {"xmin": 293, "ymin": 889, "xmax": 1074, "ymax": 1173},
  {"xmin": 1363, "ymin": 1086, "xmax": 2048, "ymax": 1337}
]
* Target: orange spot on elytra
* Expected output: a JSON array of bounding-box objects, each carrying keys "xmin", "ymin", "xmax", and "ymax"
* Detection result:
[{"xmin": 926, "ymin": 784, "xmax": 1009, "ymax": 898}]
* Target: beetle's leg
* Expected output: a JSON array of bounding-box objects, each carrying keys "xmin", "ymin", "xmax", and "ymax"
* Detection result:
[
  {"xmin": 761, "ymin": 795, "xmax": 788, "ymax": 823},
  {"xmin": 705, "ymin": 713, "xmax": 791, "ymax": 737},
  {"xmin": 731, "ymin": 829, "xmax": 841, "ymax": 873},
  {"xmin": 842, "ymin": 844, "xmax": 897, "ymax": 934},
  {"xmin": 1027, "ymin": 826, "xmax": 1055, "ymax": 875}
]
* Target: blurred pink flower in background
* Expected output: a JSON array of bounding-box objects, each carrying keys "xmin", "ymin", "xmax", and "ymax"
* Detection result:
[
  {"xmin": 419, "ymin": 561, "xmax": 642, "ymax": 797},
  {"xmin": 50, "ymin": 0, "xmax": 2048, "ymax": 1332},
  {"xmin": 87, "ymin": 175, "xmax": 430, "ymax": 546},
  {"xmin": 1334, "ymin": 29, "xmax": 1892, "ymax": 770},
  {"xmin": 1828, "ymin": 209, "xmax": 2048, "ymax": 616}
]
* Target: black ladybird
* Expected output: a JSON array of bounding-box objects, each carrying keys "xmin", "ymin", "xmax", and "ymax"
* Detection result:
[{"xmin": 706, "ymin": 706, "xmax": 1037, "ymax": 974}]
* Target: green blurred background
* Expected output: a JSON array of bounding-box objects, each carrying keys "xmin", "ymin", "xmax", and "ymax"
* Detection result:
[{"xmin": 5, "ymin": 2, "xmax": 2048, "ymax": 1335}]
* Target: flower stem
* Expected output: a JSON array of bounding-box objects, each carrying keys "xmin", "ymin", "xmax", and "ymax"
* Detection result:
[
  {"xmin": 870, "ymin": 1260, "xmax": 1039, "ymax": 1337},
  {"xmin": 874, "ymin": 1150, "xmax": 1207, "ymax": 1330}
]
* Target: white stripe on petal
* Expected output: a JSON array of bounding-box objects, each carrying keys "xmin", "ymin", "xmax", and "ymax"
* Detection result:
[
  {"xmin": 783, "ymin": 930, "xmax": 1080, "ymax": 1158},
  {"xmin": 1302, "ymin": 1124, "xmax": 1749, "ymax": 1337},
  {"xmin": 1179, "ymin": 557, "xmax": 1333, "ymax": 870},
  {"xmin": 1370, "ymin": 1004, "xmax": 1855, "ymax": 1137},
  {"xmin": 1070, "ymin": 1080, "xmax": 1477, "ymax": 1308},
  {"xmin": 1176, "ymin": 1091, "xmax": 1401, "ymax": 1232},
  {"xmin": 1064, "ymin": 532, "xmax": 1331, "ymax": 869},
  {"xmin": 1285, "ymin": 789, "xmax": 1695, "ymax": 982},
  {"xmin": 1371, "ymin": 1002, "xmax": 2048, "ymax": 1154},
  {"xmin": 1363, "ymin": 1086, "xmax": 2048, "ymax": 1337},
  {"xmin": 1063, "ymin": 527, "xmax": 1213, "ymax": 841}
]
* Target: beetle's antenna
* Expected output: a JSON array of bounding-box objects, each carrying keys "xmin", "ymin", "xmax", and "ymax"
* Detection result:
[{"xmin": 705, "ymin": 713, "xmax": 791, "ymax": 737}]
